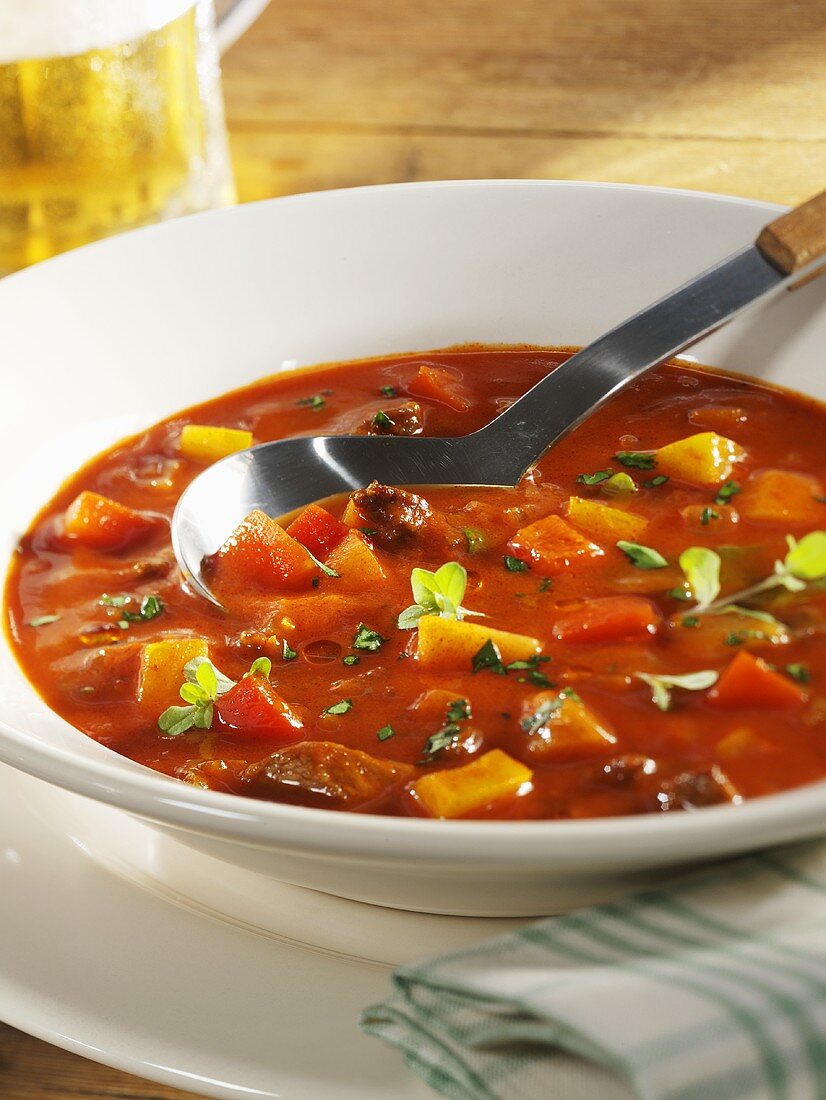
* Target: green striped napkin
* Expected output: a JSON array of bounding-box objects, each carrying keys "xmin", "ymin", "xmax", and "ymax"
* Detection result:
[{"xmin": 361, "ymin": 842, "xmax": 826, "ymax": 1099}]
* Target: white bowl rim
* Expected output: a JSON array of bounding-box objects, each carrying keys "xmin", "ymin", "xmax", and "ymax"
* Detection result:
[{"xmin": 4, "ymin": 177, "xmax": 826, "ymax": 862}]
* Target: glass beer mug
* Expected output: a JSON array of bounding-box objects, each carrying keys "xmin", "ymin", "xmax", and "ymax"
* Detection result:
[{"xmin": 0, "ymin": 0, "xmax": 262, "ymax": 275}]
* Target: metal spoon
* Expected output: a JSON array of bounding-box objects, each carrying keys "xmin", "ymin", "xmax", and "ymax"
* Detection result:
[{"xmin": 173, "ymin": 190, "xmax": 826, "ymax": 604}]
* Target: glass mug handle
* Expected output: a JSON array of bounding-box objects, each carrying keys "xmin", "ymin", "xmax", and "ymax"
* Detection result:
[{"xmin": 215, "ymin": 0, "xmax": 271, "ymax": 53}]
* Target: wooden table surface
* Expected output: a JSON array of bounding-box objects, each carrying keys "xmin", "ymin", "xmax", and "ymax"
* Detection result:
[{"xmin": 2, "ymin": 0, "xmax": 825, "ymax": 1096}]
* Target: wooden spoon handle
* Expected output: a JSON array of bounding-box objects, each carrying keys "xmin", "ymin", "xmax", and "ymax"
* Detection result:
[{"xmin": 756, "ymin": 188, "xmax": 826, "ymax": 275}]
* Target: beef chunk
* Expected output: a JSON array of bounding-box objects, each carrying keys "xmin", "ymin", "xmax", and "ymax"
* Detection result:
[
  {"xmin": 242, "ymin": 741, "xmax": 414, "ymax": 810},
  {"xmin": 349, "ymin": 481, "xmax": 432, "ymax": 549},
  {"xmin": 657, "ymin": 765, "xmax": 742, "ymax": 811},
  {"xmin": 357, "ymin": 401, "xmax": 424, "ymax": 437}
]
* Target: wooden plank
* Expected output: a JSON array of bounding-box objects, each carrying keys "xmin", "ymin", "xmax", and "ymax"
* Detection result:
[
  {"xmin": 221, "ymin": 0, "xmax": 826, "ymax": 140},
  {"xmin": 229, "ymin": 129, "xmax": 826, "ymax": 206}
]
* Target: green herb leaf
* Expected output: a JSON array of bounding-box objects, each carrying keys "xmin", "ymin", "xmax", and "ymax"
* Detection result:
[
  {"xmin": 700, "ymin": 507, "xmax": 720, "ymax": 526},
  {"xmin": 246, "ymin": 656, "xmax": 272, "ymax": 679},
  {"xmin": 714, "ymin": 480, "xmax": 741, "ymax": 506},
  {"xmin": 296, "ymin": 394, "xmax": 326, "ymax": 411},
  {"xmin": 615, "ymin": 450, "xmax": 656, "ymax": 470},
  {"xmin": 503, "ymin": 555, "xmax": 528, "ymax": 573},
  {"xmin": 342, "ymin": 654, "xmax": 360, "ymax": 666},
  {"xmin": 471, "ymin": 638, "xmax": 506, "ymax": 675},
  {"xmin": 648, "ymin": 475, "xmax": 670, "ymax": 487},
  {"xmin": 576, "ymin": 469, "xmax": 613, "ymax": 486},
  {"xmin": 353, "ymin": 623, "xmax": 386, "ymax": 651},
  {"xmin": 304, "ymin": 546, "xmax": 340, "ymax": 578},
  {"xmin": 538, "ymin": 577, "xmax": 553, "ymax": 593},
  {"xmin": 398, "ymin": 561, "xmax": 481, "ymax": 629},
  {"xmin": 99, "ymin": 594, "xmax": 129, "ymax": 608},
  {"xmin": 372, "ymin": 410, "xmax": 395, "ymax": 429},
  {"xmin": 463, "ymin": 527, "xmax": 486, "ymax": 553},
  {"xmin": 184, "ymin": 656, "xmax": 236, "ymax": 697},
  {"xmin": 101, "ymin": 592, "xmax": 164, "ymax": 625},
  {"xmin": 445, "ymin": 698, "xmax": 471, "ymax": 722},
  {"xmin": 636, "ymin": 669, "xmax": 718, "ymax": 711},
  {"xmin": 722, "ymin": 605, "xmax": 782, "ymax": 625},
  {"xmin": 785, "ymin": 663, "xmax": 810, "ymax": 684},
  {"xmin": 617, "ymin": 541, "xmax": 668, "ymax": 570},
  {"xmin": 682, "ymin": 616, "xmax": 700, "ymax": 628},
  {"xmin": 376, "ymin": 724, "xmax": 396, "ymax": 741},
  {"xmin": 601, "ymin": 472, "xmax": 638, "ymax": 496},
  {"xmin": 668, "ymin": 586, "xmax": 690, "ymax": 602},
  {"xmin": 282, "ymin": 639, "xmax": 298, "ymax": 661},
  {"xmin": 520, "ymin": 697, "xmax": 564, "ymax": 735},
  {"xmin": 157, "ymin": 704, "xmax": 198, "ymax": 736},
  {"xmin": 324, "ymin": 698, "xmax": 353, "ymax": 715},
  {"xmin": 784, "ymin": 532, "xmax": 826, "ymax": 581},
  {"xmin": 679, "ymin": 546, "xmax": 721, "ymax": 609},
  {"xmin": 379, "ymin": 385, "xmax": 398, "ymax": 398},
  {"xmin": 421, "ymin": 698, "xmax": 472, "ymax": 760},
  {"xmin": 27, "ymin": 614, "xmax": 60, "ymax": 627}
]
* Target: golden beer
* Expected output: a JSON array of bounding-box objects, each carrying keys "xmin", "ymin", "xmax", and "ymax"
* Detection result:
[{"xmin": 0, "ymin": 1, "xmax": 234, "ymax": 274}]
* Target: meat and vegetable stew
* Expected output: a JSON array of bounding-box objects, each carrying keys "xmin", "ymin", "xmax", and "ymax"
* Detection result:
[{"xmin": 6, "ymin": 346, "xmax": 826, "ymax": 820}]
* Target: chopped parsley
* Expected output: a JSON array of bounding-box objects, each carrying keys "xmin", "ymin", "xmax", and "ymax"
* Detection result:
[
  {"xmin": 421, "ymin": 698, "xmax": 471, "ymax": 761},
  {"xmin": 296, "ymin": 393, "xmax": 327, "ymax": 411},
  {"xmin": 615, "ymin": 450, "xmax": 656, "ymax": 470},
  {"xmin": 353, "ymin": 623, "xmax": 386, "ymax": 651},
  {"xmin": 576, "ymin": 469, "xmax": 613, "ymax": 486},
  {"xmin": 373, "ymin": 409, "xmax": 395, "ymax": 429},
  {"xmin": 520, "ymin": 697, "xmax": 563, "ymax": 735},
  {"xmin": 538, "ymin": 577, "xmax": 553, "ymax": 593},
  {"xmin": 700, "ymin": 507, "xmax": 720, "ymax": 526},
  {"xmin": 282, "ymin": 639, "xmax": 298, "ymax": 661},
  {"xmin": 376, "ymin": 724, "xmax": 396, "ymax": 741},
  {"xmin": 379, "ymin": 385, "xmax": 398, "ymax": 398},
  {"xmin": 785, "ymin": 663, "xmax": 810, "ymax": 683},
  {"xmin": 342, "ymin": 654, "xmax": 360, "ymax": 666},
  {"xmin": 668, "ymin": 586, "xmax": 691, "ymax": 601},
  {"xmin": 503, "ymin": 554, "xmax": 528, "ymax": 573},
  {"xmin": 463, "ymin": 526, "xmax": 486, "ymax": 553},
  {"xmin": 616, "ymin": 541, "xmax": 668, "ymax": 570},
  {"xmin": 506, "ymin": 654, "xmax": 552, "ymax": 686},
  {"xmin": 647, "ymin": 475, "xmax": 670, "ymax": 487},
  {"xmin": 714, "ymin": 480, "xmax": 741, "ymax": 506},
  {"xmin": 27, "ymin": 614, "xmax": 60, "ymax": 627},
  {"xmin": 682, "ymin": 616, "xmax": 700, "ymax": 628},
  {"xmin": 101, "ymin": 592, "xmax": 164, "ymax": 629},
  {"xmin": 471, "ymin": 639, "xmax": 506, "ymax": 675},
  {"xmin": 324, "ymin": 698, "xmax": 353, "ymax": 715},
  {"xmin": 304, "ymin": 547, "xmax": 340, "ymax": 578}
]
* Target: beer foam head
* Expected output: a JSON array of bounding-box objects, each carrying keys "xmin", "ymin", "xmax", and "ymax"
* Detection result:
[{"xmin": 0, "ymin": 0, "xmax": 195, "ymax": 64}]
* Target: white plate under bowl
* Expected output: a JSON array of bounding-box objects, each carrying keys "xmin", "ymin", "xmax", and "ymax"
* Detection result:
[{"xmin": 2, "ymin": 181, "xmax": 826, "ymax": 918}]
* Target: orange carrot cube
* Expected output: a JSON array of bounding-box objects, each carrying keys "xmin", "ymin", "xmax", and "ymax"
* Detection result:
[
  {"xmin": 552, "ymin": 596, "xmax": 661, "ymax": 644},
  {"xmin": 210, "ymin": 510, "xmax": 317, "ymax": 591},
  {"xmin": 286, "ymin": 504, "xmax": 348, "ymax": 560},
  {"xmin": 408, "ymin": 364, "xmax": 471, "ymax": 412},
  {"xmin": 217, "ymin": 676, "xmax": 304, "ymax": 743},
  {"xmin": 63, "ymin": 491, "xmax": 154, "ymax": 551},
  {"xmin": 508, "ymin": 514, "xmax": 603, "ymax": 576},
  {"xmin": 709, "ymin": 651, "xmax": 807, "ymax": 709},
  {"xmin": 737, "ymin": 470, "xmax": 824, "ymax": 527}
]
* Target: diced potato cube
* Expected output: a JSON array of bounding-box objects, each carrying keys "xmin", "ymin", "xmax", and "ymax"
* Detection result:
[
  {"xmin": 138, "ymin": 637, "xmax": 208, "ymax": 714},
  {"xmin": 341, "ymin": 499, "xmax": 361, "ymax": 528},
  {"xmin": 716, "ymin": 727, "xmax": 772, "ymax": 758},
  {"xmin": 567, "ymin": 497, "xmax": 648, "ymax": 543},
  {"xmin": 63, "ymin": 491, "xmax": 153, "ymax": 551},
  {"xmin": 417, "ymin": 616, "xmax": 540, "ymax": 670},
  {"xmin": 178, "ymin": 425, "xmax": 253, "ymax": 464},
  {"xmin": 654, "ymin": 432, "xmax": 745, "ymax": 487},
  {"xmin": 410, "ymin": 749, "xmax": 532, "ymax": 818},
  {"xmin": 209, "ymin": 510, "xmax": 317, "ymax": 592},
  {"xmin": 737, "ymin": 470, "xmax": 823, "ymax": 527},
  {"xmin": 325, "ymin": 530, "xmax": 386, "ymax": 589},
  {"xmin": 522, "ymin": 691, "xmax": 617, "ymax": 759},
  {"xmin": 507, "ymin": 514, "xmax": 603, "ymax": 576}
]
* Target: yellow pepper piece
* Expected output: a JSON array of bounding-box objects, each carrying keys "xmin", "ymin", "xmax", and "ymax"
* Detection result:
[
  {"xmin": 411, "ymin": 749, "xmax": 533, "ymax": 818},
  {"xmin": 567, "ymin": 496, "xmax": 648, "ymax": 543},
  {"xmin": 179, "ymin": 424, "xmax": 253, "ymax": 464},
  {"xmin": 654, "ymin": 432, "xmax": 745, "ymax": 488},
  {"xmin": 138, "ymin": 637, "xmax": 208, "ymax": 715},
  {"xmin": 417, "ymin": 615, "xmax": 540, "ymax": 670}
]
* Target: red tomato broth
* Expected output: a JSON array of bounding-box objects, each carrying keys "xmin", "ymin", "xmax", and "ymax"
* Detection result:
[{"xmin": 5, "ymin": 346, "xmax": 826, "ymax": 819}]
